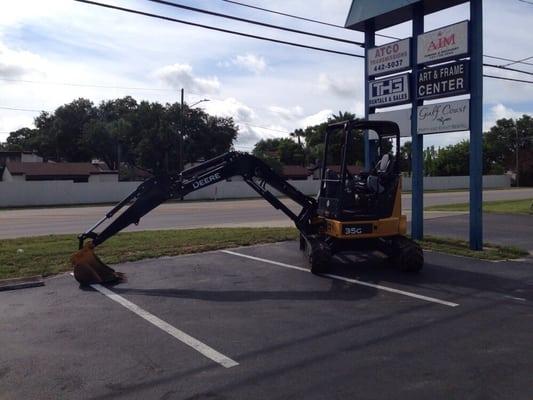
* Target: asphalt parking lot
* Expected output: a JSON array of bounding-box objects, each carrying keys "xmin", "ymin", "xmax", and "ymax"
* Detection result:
[{"xmin": 1, "ymin": 241, "xmax": 533, "ymax": 399}]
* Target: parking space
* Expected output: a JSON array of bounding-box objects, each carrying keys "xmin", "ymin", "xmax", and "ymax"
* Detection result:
[{"xmin": 1, "ymin": 241, "xmax": 533, "ymax": 399}]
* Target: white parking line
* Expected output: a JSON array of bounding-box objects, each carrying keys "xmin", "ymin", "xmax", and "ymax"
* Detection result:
[
  {"xmin": 70, "ymin": 274, "xmax": 238, "ymax": 368},
  {"xmin": 221, "ymin": 250, "xmax": 459, "ymax": 308}
]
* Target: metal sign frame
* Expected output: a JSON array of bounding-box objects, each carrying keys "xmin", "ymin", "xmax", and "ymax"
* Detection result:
[{"xmin": 358, "ymin": 0, "xmax": 483, "ymax": 251}]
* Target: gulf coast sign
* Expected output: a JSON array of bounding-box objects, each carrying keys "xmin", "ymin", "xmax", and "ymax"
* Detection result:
[{"xmin": 417, "ymin": 99, "xmax": 469, "ymax": 134}]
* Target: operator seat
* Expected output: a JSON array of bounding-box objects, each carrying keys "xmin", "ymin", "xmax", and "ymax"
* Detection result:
[{"xmin": 366, "ymin": 153, "xmax": 393, "ymax": 194}]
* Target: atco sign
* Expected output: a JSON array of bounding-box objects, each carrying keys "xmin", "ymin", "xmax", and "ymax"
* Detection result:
[
  {"xmin": 417, "ymin": 99, "xmax": 469, "ymax": 134},
  {"xmin": 369, "ymin": 73, "xmax": 410, "ymax": 107},
  {"xmin": 417, "ymin": 20, "xmax": 469, "ymax": 65},
  {"xmin": 367, "ymin": 38, "xmax": 410, "ymax": 77},
  {"xmin": 417, "ymin": 60, "xmax": 469, "ymax": 100}
]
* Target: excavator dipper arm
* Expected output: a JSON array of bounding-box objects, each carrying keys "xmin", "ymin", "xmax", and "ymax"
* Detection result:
[{"xmin": 72, "ymin": 152, "xmax": 318, "ymax": 285}]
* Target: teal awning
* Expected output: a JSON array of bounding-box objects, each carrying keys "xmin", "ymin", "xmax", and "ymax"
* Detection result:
[{"xmin": 345, "ymin": 0, "xmax": 467, "ymax": 32}]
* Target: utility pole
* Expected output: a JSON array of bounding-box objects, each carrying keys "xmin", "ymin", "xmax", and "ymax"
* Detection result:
[
  {"xmin": 179, "ymin": 88, "xmax": 184, "ymax": 173},
  {"xmin": 514, "ymin": 124, "xmax": 520, "ymax": 187}
]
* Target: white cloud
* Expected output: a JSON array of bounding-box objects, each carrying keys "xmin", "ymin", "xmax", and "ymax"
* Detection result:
[
  {"xmin": 483, "ymin": 103, "xmax": 530, "ymax": 130},
  {"xmin": 154, "ymin": 64, "xmax": 220, "ymax": 94},
  {"xmin": 230, "ymin": 53, "xmax": 267, "ymax": 74},
  {"xmin": 268, "ymin": 105, "xmax": 304, "ymax": 121},
  {"xmin": 318, "ymin": 73, "xmax": 361, "ymax": 98},
  {"xmin": 0, "ymin": 41, "xmax": 47, "ymax": 79},
  {"xmin": 299, "ymin": 109, "xmax": 333, "ymax": 128},
  {"xmin": 203, "ymin": 97, "xmax": 255, "ymax": 123}
]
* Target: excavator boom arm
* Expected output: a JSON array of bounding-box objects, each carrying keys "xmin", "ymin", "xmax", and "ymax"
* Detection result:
[{"xmin": 78, "ymin": 152, "xmax": 317, "ymax": 249}]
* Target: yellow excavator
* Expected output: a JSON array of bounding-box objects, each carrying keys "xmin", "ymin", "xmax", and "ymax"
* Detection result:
[{"xmin": 71, "ymin": 119, "xmax": 423, "ymax": 285}]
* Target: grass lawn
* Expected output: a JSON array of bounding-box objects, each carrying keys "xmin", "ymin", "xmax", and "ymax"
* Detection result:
[
  {"xmin": 1, "ymin": 227, "xmax": 528, "ymax": 280},
  {"xmin": 0, "ymin": 227, "xmax": 298, "ymax": 280},
  {"xmin": 426, "ymin": 198, "xmax": 533, "ymax": 215},
  {"xmin": 417, "ymin": 236, "xmax": 528, "ymax": 261}
]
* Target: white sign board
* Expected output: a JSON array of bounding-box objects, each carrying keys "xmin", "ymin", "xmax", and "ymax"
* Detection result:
[
  {"xmin": 417, "ymin": 20, "xmax": 469, "ymax": 65},
  {"xmin": 369, "ymin": 108, "xmax": 412, "ymax": 138},
  {"xmin": 367, "ymin": 38, "xmax": 410, "ymax": 77},
  {"xmin": 417, "ymin": 99, "xmax": 469, "ymax": 134},
  {"xmin": 369, "ymin": 73, "xmax": 410, "ymax": 107}
]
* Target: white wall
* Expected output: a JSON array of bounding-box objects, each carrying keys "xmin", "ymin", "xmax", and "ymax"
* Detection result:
[
  {"xmin": 402, "ymin": 175, "xmax": 511, "ymax": 191},
  {"xmin": 0, "ymin": 175, "xmax": 510, "ymax": 208},
  {"xmin": 2, "ymin": 168, "xmax": 13, "ymax": 182},
  {"xmin": 88, "ymin": 173, "xmax": 119, "ymax": 183},
  {"xmin": 20, "ymin": 153, "xmax": 43, "ymax": 162}
]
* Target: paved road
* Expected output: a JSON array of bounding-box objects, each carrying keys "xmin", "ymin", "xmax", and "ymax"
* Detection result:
[
  {"xmin": 1, "ymin": 242, "xmax": 533, "ymax": 399},
  {"xmin": 422, "ymin": 213, "xmax": 533, "ymax": 253},
  {"xmin": 1, "ymin": 188, "xmax": 532, "ymax": 239}
]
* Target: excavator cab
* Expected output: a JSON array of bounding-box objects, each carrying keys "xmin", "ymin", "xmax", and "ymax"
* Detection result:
[
  {"xmin": 305, "ymin": 119, "xmax": 423, "ymax": 273},
  {"xmin": 318, "ymin": 120, "xmax": 400, "ymax": 221}
]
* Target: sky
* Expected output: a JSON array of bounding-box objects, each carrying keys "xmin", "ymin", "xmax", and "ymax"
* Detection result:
[{"xmin": 0, "ymin": 0, "xmax": 532, "ymax": 152}]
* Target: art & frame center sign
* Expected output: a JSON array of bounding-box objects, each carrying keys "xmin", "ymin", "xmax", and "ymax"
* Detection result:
[
  {"xmin": 417, "ymin": 60, "xmax": 469, "ymax": 100},
  {"xmin": 367, "ymin": 38, "xmax": 410, "ymax": 77}
]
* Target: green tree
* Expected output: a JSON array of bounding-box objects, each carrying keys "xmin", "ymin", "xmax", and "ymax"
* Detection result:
[
  {"xmin": 432, "ymin": 141, "xmax": 470, "ymax": 176},
  {"xmin": 4, "ymin": 128, "xmax": 38, "ymax": 152},
  {"xmin": 252, "ymin": 137, "xmax": 304, "ymax": 165},
  {"xmin": 399, "ymin": 141, "xmax": 412, "ymax": 175}
]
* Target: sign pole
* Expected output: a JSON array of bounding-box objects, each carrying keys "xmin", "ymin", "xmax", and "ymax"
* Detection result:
[
  {"xmin": 364, "ymin": 23, "xmax": 376, "ymax": 170},
  {"xmin": 469, "ymin": 0, "xmax": 483, "ymax": 250},
  {"xmin": 410, "ymin": 3, "xmax": 424, "ymax": 240}
]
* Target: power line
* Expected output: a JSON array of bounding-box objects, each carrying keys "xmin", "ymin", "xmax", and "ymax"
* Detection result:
[
  {"xmin": 0, "ymin": 106, "xmax": 46, "ymax": 112},
  {"xmin": 0, "ymin": 105, "xmax": 294, "ymax": 134},
  {"xmin": 483, "ymin": 63, "xmax": 533, "ymax": 76},
  {"xmin": 501, "ymin": 55, "xmax": 533, "ymax": 67},
  {"xmin": 221, "ymin": 0, "xmax": 401, "ymax": 41},
  {"xmin": 483, "ymin": 54, "xmax": 533, "ymax": 67},
  {"xmin": 0, "ymin": 77, "xmax": 179, "ymax": 92},
  {"xmin": 147, "ymin": 0, "xmax": 363, "ymax": 46},
  {"xmin": 73, "ymin": 0, "xmax": 364, "ymax": 58},
  {"xmin": 517, "ymin": 0, "xmax": 533, "ymax": 5},
  {"xmin": 239, "ymin": 122, "xmax": 291, "ymax": 134},
  {"xmin": 483, "ymin": 74, "xmax": 533, "ymax": 84}
]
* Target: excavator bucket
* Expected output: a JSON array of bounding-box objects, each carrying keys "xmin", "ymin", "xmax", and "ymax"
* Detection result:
[{"xmin": 71, "ymin": 242, "xmax": 125, "ymax": 286}]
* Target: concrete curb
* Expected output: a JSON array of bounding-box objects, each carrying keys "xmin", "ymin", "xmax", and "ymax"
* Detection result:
[{"xmin": 0, "ymin": 276, "xmax": 45, "ymax": 292}]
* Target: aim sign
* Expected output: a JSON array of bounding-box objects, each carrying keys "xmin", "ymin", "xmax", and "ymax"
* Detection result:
[{"xmin": 417, "ymin": 20, "xmax": 469, "ymax": 65}]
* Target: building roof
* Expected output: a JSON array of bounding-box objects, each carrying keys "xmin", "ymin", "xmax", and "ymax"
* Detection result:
[
  {"xmin": 5, "ymin": 161, "xmax": 113, "ymax": 177},
  {"xmin": 345, "ymin": 0, "xmax": 467, "ymax": 31},
  {"xmin": 282, "ymin": 165, "xmax": 311, "ymax": 177}
]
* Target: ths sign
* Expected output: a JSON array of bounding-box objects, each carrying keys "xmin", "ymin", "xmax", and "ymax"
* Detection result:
[
  {"xmin": 369, "ymin": 73, "xmax": 410, "ymax": 107},
  {"xmin": 417, "ymin": 99, "xmax": 469, "ymax": 134},
  {"xmin": 417, "ymin": 60, "xmax": 469, "ymax": 100},
  {"xmin": 417, "ymin": 21, "xmax": 469, "ymax": 65},
  {"xmin": 367, "ymin": 38, "xmax": 410, "ymax": 77}
]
